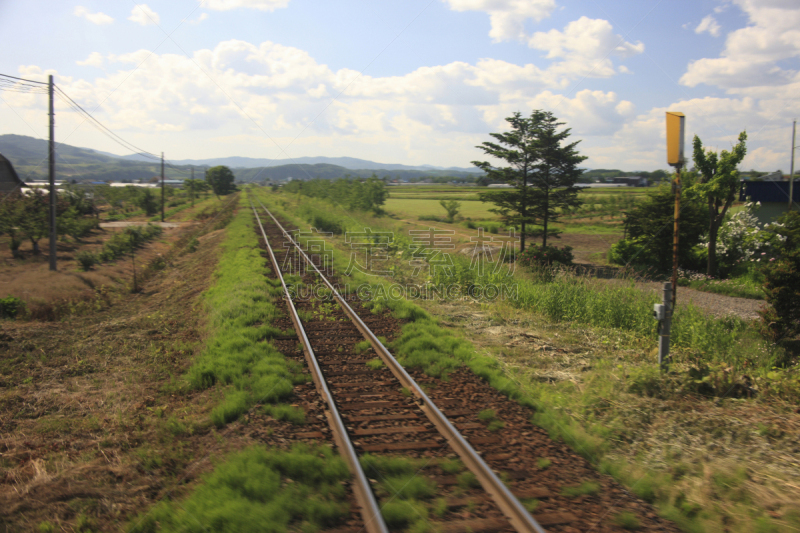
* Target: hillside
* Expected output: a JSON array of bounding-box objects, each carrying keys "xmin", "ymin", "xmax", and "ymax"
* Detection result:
[{"xmin": 0, "ymin": 134, "xmax": 482, "ymax": 183}]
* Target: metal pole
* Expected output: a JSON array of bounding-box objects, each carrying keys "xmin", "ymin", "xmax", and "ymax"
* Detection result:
[
  {"xmin": 161, "ymin": 152, "xmax": 165, "ymax": 222},
  {"xmin": 790, "ymin": 119, "xmax": 796, "ymax": 211},
  {"xmin": 48, "ymin": 75, "xmax": 57, "ymax": 271},
  {"xmin": 671, "ymin": 165, "xmax": 681, "ymax": 308},
  {"xmin": 659, "ymin": 282, "xmax": 672, "ymax": 371}
]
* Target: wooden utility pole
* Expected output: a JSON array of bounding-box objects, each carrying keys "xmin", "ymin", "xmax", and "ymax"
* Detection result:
[
  {"xmin": 48, "ymin": 75, "xmax": 57, "ymax": 271},
  {"xmin": 161, "ymin": 152, "xmax": 165, "ymax": 222},
  {"xmin": 790, "ymin": 119, "xmax": 796, "ymax": 211}
]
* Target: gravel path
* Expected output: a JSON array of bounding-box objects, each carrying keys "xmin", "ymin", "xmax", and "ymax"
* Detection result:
[{"xmin": 606, "ymin": 279, "xmax": 765, "ymax": 321}]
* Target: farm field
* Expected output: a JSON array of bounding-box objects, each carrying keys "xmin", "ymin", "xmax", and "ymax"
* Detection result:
[{"xmin": 383, "ymin": 186, "xmax": 645, "ymax": 264}]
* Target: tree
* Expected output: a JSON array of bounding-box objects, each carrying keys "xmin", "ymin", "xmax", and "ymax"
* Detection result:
[
  {"xmin": 611, "ymin": 181, "xmax": 707, "ymax": 270},
  {"xmin": 18, "ymin": 189, "xmax": 49, "ymax": 254},
  {"xmin": 184, "ymin": 179, "xmax": 208, "ymax": 207},
  {"xmin": 691, "ymin": 131, "xmax": 747, "ymax": 276},
  {"xmin": 206, "ymin": 166, "xmax": 237, "ymax": 197},
  {"xmin": 135, "ymin": 189, "xmax": 159, "ymax": 216},
  {"xmin": 440, "ymin": 199, "xmax": 461, "ymax": 222},
  {"xmin": 0, "ymin": 191, "xmax": 24, "ymax": 257},
  {"xmin": 473, "ymin": 110, "xmax": 586, "ymax": 251}
]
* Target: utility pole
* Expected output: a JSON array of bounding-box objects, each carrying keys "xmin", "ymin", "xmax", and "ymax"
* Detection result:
[
  {"xmin": 48, "ymin": 75, "xmax": 57, "ymax": 271},
  {"xmin": 161, "ymin": 152, "xmax": 165, "ymax": 222},
  {"xmin": 190, "ymin": 166, "xmax": 195, "ymax": 207},
  {"xmin": 790, "ymin": 119, "xmax": 796, "ymax": 212}
]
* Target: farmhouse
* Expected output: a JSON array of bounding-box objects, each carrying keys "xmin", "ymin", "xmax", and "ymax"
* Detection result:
[
  {"xmin": 609, "ymin": 176, "xmax": 648, "ymax": 187},
  {"xmin": 0, "ymin": 153, "xmax": 25, "ymax": 193}
]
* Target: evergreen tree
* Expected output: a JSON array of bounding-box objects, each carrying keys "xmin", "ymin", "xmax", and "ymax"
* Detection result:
[{"xmin": 473, "ymin": 110, "xmax": 586, "ymax": 250}]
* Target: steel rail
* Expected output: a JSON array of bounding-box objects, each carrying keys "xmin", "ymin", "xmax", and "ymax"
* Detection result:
[
  {"xmin": 249, "ymin": 199, "xmax": 389, "ymax": 533},
  {"xmin": 254, "ymin": 196, "xmax": 547, "ymax": 533}
]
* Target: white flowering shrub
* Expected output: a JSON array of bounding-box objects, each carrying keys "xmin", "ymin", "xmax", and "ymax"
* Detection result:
[{"xmin": 708, "ymin": 201, "xmax": 785, "ymax": 275}]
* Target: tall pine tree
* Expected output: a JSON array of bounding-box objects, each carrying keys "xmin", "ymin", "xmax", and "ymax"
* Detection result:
[{"xmin": 473, "ymin": 110, "xmax": 586, "ymax": 250}]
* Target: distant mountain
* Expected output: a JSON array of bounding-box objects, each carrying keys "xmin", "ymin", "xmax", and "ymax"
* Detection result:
[
  {"xmin": 0, "ymin": 134, "xmax": 482, "ymax": 183},
  {"xmin": 0, "ymin": 134, "xmax": 192, "ymax": 182},
  {"xmin": 93, "ymin": 150, "xmax": 482, "ymax": 173}
]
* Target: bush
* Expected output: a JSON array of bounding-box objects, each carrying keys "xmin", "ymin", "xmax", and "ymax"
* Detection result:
[
  {"xmin": 759, "ymin": 248, "xmax": 800, "ymax": 340},
  {"xmin": 75, "ymin": 251, "xmax": 98, "ymax": 271},
  {"xmin": 0, "ymin": 296, "xmax": 24, "ymax": 319},
  {"xmin": 613, "ymin": 183, "xmax": 706, "ymax": 271},
  {"xmin": 518, "ymin": 243, "xmax": 574, "ymax": 267}
]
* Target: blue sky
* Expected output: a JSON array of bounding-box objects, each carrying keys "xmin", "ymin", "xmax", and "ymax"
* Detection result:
[{"xmin": 0, "ymin": 0, "xmax": 798, "ymax": 171}]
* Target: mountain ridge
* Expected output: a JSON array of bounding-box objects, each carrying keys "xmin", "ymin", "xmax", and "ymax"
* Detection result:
[{"xmin": 0, "ymin": 134, "xmax": 483, "ymax": 182}]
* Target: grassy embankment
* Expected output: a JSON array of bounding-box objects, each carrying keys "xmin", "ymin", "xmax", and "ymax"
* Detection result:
[
  {"xmin": 257, "ymin": 188, "xmax": 800, "ymax": 533},
  {"xmin": 127, "ymin": 191, "xmax": 354, "ymax": 532},
  {"xmin": 183, "ymin": 193, "xmax": 302, "ymax": 427}
]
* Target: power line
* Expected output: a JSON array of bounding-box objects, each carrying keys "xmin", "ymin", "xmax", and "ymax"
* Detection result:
[
  {"xmin": 0, "ymin": 73, "xmax": 47, "ymax": 85},
  {"xmin": 53, "ymin": 84, "xmax": 195, "ymax": 176},
  {"xmin": 54, "ymin": 85, "xmax": 161, "ymax": 161}
]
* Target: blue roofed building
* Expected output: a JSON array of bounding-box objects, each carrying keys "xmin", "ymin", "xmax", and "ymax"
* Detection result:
[{"xmin": 739, "ymin": 180, "xmax": 799, "ymax": 225}]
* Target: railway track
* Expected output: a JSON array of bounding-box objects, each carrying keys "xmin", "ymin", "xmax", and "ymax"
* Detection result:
[{"xmin": 250, "ymin": 197, "xmax": 548, "ymax": 533}]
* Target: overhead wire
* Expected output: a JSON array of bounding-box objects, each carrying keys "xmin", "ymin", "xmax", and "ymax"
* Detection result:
[
  {"xmin": 54, "ymin": 85, "xmax": 160, "ymax": 161},
  {"xmin": 53, "ymin": 84, "xmax": 195, "ymax": 176}
]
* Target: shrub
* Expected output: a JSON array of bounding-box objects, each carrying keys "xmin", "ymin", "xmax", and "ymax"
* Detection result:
[
  {"xmin": 518, "ymin": 243, "xmax": 574, "ymax": 267},
  {"xmin": 0, "ymin": 296, "xmax": 24, "ymax": 319},
  {"xmin": 75, "ymin": 251, "xmax": 98, "ymax": 271},
  {"xmin": 613, "ymin": 183, "xmax": 706, "ymax": 271},
  {"xmin": 759, "ymin": 248, "xmax": 800, "ymax": 340}
]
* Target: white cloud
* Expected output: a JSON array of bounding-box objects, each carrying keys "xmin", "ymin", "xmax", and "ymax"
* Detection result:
[
  {"xmin": 7, "ymin": 35, "xmax": 792, "ymax": 172},
  {"xmin": 681, "ymin": 0, "xmax": 800, "ymax": 89},
  {"xmin": 76, "ymin": 52, "xmax": 104, "ymax": 68},
  {"xmin": 444, "ymin": 0, "xmax": 557, "ymax": 42},
  {"xmin": 128, "ymin": 4, "xmax": 160, "ymax": 26},
  {"xmin": 695, "ymin": 15, "xmax": 721, "ymax": 37},
  {"xmin": 203, "ymin": 0, "xmax": 290, "ymax": 12},
  {"xmin": 73, "ymin": 6, "xmax": 113, "ymax": 25},
  {"xmin": 528, "ymin": 17, "xmax": 644, "ymax": 79},
  {"xmin": 191, "ymin": 13, "xmax": 209, "ymax": 24}
]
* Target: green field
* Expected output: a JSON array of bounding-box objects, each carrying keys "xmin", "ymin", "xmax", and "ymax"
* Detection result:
[{"xmin": 385, "ymin": 198, "xmax": 497, "ymax": 219}]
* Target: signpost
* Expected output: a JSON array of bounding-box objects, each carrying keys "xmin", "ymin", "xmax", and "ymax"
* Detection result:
[{"xmin": 657, "ymin": 111, "xmax": 686, "ymax": 371}]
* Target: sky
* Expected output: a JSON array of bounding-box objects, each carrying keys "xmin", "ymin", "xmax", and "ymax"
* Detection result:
[{"xmin": 0, "ymin": 0, "xmax": 798, "ymax": 172}]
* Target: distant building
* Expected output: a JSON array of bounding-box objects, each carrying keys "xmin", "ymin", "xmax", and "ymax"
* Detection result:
[
  {"xmin": 0, "ymin": 154, "xmax": 26, "ymax": 193},
  {"xmin": 740, "ymin": 181, "xmax": 799, "ymax": 224},
  {"xmin": 610, "ymin": 176, "xmax": 648, "ymax": 187}
]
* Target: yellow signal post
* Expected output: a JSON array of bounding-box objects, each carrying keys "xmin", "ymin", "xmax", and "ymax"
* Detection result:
[
  {"xmin": 666, "ymin": 112, "xmax": 685, "ymax": 308},
  {"xmin": 658, "ymin": 112, "xmax": 686, "ymax": 371}
]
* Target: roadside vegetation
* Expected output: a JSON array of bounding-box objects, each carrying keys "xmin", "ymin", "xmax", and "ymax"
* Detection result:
[
  {"xmin": 184, "ymin": 193, "xmax": 301, "ymax": 427},
  {"xmin": 129, "ymin": 444, "xmax": 351, "ymax": 533}
]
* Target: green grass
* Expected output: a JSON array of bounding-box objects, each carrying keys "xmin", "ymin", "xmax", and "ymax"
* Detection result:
[
  {"xmin": 614, "ymin": 511, "xmax": 642, "ymax": 529},
  {"xmin": 684, "ymin": 277, "xmax": 765, "ymax": 300},
  {"xmin": 184, "ymin": 192, "xmax": 300, "ymax": 427},
  {"xmin": 366, "ymin": 358, "xmax": 384, "ymax": 369},
  {"xmin": 561, "ymin": 481, "xmax": 601, "ymax": 497},
  {"xmin": 263, "ymin": 404, "xmax": 306, "ymax": 425},
  {"xmin": 477, "ymin": 409, "xmax": 496, "ymax": 422},
  {"xmin": 358, "ymin": 454, "xmax": 437, "ymax": 531},
  {"xmin": 128, "ymin": 444, "xmax": 351, "ymax": 533}
]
